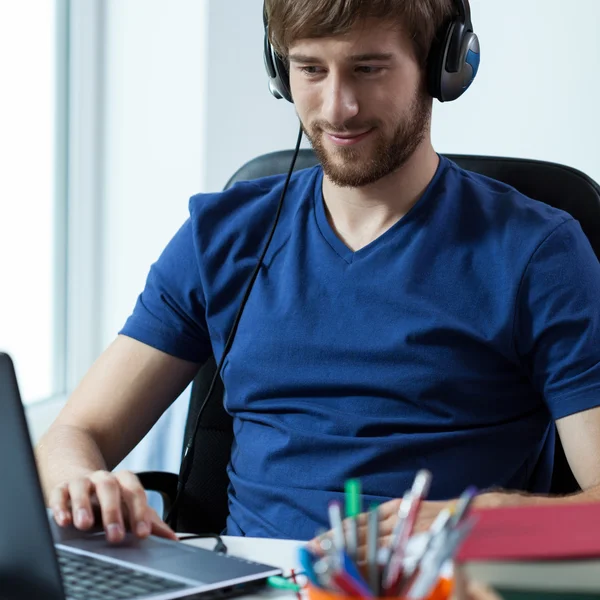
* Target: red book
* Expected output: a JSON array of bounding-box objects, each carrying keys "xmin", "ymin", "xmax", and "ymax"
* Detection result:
[{"xmin": 456, "ymin": 501, "xmax": 600, "ymax": 562}]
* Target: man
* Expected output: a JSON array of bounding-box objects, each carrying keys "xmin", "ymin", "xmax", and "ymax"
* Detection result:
[{"xmin": 37, "ymin": 0, "xmax": 600, "ymax": 559}]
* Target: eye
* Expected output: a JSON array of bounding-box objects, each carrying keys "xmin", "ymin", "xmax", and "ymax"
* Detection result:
[
  {"xmin": 299, "ymin": 66, "xmax": 325, "ymax": 77},
  {"xmin": 356, "ymin": 66, "xmax": 384, "ymax": 75}
]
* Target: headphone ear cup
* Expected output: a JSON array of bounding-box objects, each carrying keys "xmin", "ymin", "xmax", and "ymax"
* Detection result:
[
  {"xmin": 427, "ymin": 20, "xmax": 455, "ymax": 102},
  {"xmin": 427, "ymin": 21, "xmax": 480, "ymax": 103},
  {"xmin": 272, "ymin": 52, "xmax": 293, "ymax": 103},
  {"xmin": 263, "ymin": 27, "xmax": 293, "ymax": 103},
  {"xmin": 438, "ymin": 30, "xmax": 480, "ymax": 102}
]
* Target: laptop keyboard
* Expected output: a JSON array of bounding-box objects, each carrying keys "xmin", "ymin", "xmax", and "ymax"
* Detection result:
[{"xmin": 57, "ymin": 548, "xmax": 189, "ymax": 599}]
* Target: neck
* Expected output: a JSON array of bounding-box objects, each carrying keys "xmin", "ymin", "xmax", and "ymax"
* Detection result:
[{"xmin": 321, "ymin": 141, "xmax": 440, "ymax": 251}]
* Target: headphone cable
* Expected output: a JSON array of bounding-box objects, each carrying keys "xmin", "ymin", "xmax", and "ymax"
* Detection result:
[{"xmin": 165, "ymin": 124, "xmax": 304, "ymax": 527}]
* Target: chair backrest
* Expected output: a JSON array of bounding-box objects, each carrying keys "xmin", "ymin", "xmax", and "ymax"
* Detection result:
[{"xmin": 177, "ymin": 151, "xmax": 600, "ymax": 533}]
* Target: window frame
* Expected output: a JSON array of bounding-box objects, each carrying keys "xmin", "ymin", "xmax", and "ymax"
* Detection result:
[{"xmin": 28, "ymin": 0, "xmax": 106, "ymax": 411}]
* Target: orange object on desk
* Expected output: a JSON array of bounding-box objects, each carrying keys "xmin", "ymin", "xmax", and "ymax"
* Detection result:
[{"xmin": 305, "ymin": 577, "xmax": 453, "ymax": 600}]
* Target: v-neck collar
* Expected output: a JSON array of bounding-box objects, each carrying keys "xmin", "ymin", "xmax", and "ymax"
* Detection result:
[{"xmin": 313, "ymin": 155, "xmax": 449, "ymax": 264}]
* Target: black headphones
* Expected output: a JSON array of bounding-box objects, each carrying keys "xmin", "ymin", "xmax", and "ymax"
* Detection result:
[{"xmin": 263, "ymin": 0, "xmax": 480, "ymax": 103}]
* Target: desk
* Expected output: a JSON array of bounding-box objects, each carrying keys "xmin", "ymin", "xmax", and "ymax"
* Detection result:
[{"xmin": 183, "ymin": 535, "xmax": 304, "ymax": 600}]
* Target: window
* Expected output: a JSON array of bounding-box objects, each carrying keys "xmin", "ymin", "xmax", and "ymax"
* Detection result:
[{"xmin": 0, "ymin": 1, "xmax": 67, "ymax": 404}]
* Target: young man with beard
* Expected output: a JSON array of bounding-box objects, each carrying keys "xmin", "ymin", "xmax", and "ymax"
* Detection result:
[{"xmin": 38, "ymin": 0, "xmax": 600, "ymax": 562}]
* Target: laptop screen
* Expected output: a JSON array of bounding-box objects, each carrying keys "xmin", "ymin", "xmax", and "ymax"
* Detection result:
[{"xmin": 0, "ymin": 352, "xmax": 66, "ymax": 600}]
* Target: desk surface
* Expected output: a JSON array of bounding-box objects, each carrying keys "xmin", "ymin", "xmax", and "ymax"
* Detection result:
[{"xmin": 184, "ymin": 535, "xmax": 304, "ymax": 600}]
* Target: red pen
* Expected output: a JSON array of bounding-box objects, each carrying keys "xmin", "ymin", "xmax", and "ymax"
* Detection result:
[{"xmin": 382, "ymin": 469, "xmax": 432, "ymax": 594}]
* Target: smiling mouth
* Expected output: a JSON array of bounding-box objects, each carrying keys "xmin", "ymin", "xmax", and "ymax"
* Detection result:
[{"xmin": 324, "ymin": 129, "xmax": 374, "ymax": 146}]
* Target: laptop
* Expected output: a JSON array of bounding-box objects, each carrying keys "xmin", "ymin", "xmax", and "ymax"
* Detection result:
[{"xmin": 0, "ymin": 352, "xmax": 282, "ymax": 600}]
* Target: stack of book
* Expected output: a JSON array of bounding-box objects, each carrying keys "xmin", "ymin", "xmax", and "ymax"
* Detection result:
[{"xmin": 455, "ymin": 501, "xmax": 600, "ymax": 600}]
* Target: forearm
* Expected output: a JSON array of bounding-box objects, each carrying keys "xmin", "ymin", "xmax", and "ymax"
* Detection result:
[
  {"xmin": 475, "ymin": 483, "xmax": 600, "ymax": 510},
  {"xmin": 35, "ymin": 424, "xmax": 108, "ymax": 502}
]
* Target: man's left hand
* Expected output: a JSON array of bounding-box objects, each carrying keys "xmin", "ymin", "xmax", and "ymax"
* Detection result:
[{"xmin": 308, "ymin": 491, "xmax": 521, "ymax": 562}]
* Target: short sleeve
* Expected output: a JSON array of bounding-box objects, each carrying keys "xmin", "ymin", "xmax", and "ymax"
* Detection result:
[
  {"xmin": 515, "ymin": 218, "xmax": 600, "ymax": 420},
  {"xmin": 119, "ymin": 217, "xmax": 211, "ymax": 363}
]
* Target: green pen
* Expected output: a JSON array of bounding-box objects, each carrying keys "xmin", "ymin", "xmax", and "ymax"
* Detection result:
[
  {"xmin": 267, "ymin": 576, "xmax": 302, "ymax": 592},
  {"xmin": 345, "ymin": 478, "xmax": 362, "ymax": 561}
]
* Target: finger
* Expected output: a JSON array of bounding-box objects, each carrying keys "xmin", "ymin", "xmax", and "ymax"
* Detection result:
[
  {"xmin": 148, "ymin": 508, "xmax": 178, "ymax": 541},
  {"xmin": 116, "ymin": 471, "xmax": 152, "ymax": 538},
  {"xmin": 466, "ymin": 582, "xmax": 504, "ymax": 600},
  {"xmin": 90, "ymin": 471, "xmax": 126, "ymax": 543},
  {"xmin": 311, "ymin": 509, "xmax": 396, "ymax": 555},
  {"xmin": 351, "ymin": 499, "xmax": 401, "ymax": 531},
  {"xmin": 49, "ymin": 482, "xmax": 73, "ymax": 527},
  {"xmin": 376, "ymin": 498, "xmax": 402, "ymax": 520},
  {"xmin": 356, "ymin": 512, "xmax": 396, "ymax": 539},
  {"xmin": 68, "ymin": 477, "xmax": 96, "ymax": 530},
  {"xmin": 356, "ymin": 534, "xmax": 394, "ymax": 564},
  {"xmin": 413, "ymin": 507, "xmax": 443, "ymax": 533}
]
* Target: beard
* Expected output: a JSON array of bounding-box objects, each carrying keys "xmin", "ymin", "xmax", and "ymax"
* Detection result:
[{"xmin": 301, "ymin": 89, "xmax": 431, "ymax": 188}]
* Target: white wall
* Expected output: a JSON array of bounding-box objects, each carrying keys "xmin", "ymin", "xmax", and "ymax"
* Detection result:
[
  {"xmin": 203, "ymin": 0, "xmax": 308, "ymax": 192},
  {"xmin": 101, "ymin": 0, "xmax": 209, "ymax": 346}
]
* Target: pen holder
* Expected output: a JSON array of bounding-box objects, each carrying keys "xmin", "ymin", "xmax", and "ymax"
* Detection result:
[{"xmin": 305, "ymin": 577, "xmax": 453, "ymax": 600}]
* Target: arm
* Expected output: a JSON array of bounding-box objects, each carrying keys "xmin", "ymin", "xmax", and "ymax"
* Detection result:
[
  {"xmin": 36, "ymin": 334, "xmax": 200, "ymax": 540},
  {"xmin": 464, "ymin": 406, "xmax": 600, "ymax": 509},
  {"xmin": 476, "ymin": 406, "xmax": 600, "ymax": 505}
]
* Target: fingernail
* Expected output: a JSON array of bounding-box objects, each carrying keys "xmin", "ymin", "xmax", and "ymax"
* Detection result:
[
  {"xmin": 59, "ymin": 510, "xmax": 70, "ymax": 525},
  {"xmin": 107, "ymin": 523, "xmax": 124, "ymax": 542},
  {"xmin": 75, "ymin": 508, "xmax": 90, "ymax": 527},
  {"xmin": 136, "ymin": 521, "xmax": 150, "ymax": 537}
]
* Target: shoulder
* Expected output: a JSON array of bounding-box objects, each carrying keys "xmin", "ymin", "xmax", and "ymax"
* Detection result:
[
  {"xmin": 439, "ymin": 156, "xmax": 576, "ymax": 248},
  {"xmin": 187, "ymin": 165, "xmax": 321, "ymax": 234}
]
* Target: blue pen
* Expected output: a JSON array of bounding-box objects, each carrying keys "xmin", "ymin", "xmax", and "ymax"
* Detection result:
[
  {"xmin": 339, "ymin": 550, "xmax": 375, "ymax": 598},
  {"xmin": 298, "ymin": 546, "xmax": 322, "ymax": 588}
]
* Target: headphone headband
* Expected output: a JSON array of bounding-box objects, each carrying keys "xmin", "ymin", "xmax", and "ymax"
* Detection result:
[
  {"xmin": 454, "ymin": 0, "xmax": 470, "ymax": 24},
  {"xmin": 263, "ymin": 0, "xmax": 480, "ymax": 103}
]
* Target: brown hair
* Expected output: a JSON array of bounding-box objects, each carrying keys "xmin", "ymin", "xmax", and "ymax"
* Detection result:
[{"xmin": 265, "ymin": 0, "xmax": 456, "ymax": 67}]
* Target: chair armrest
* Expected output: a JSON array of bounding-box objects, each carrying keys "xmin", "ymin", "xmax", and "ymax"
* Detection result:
[{"xmin": 136, "ymin": 471, "xmax": 178, "ymax": 521}]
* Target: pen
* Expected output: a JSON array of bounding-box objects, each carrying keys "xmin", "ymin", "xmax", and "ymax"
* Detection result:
[
  {"xmin": 396, "ymin": 504, "xmax": 455, "ymax": 596},
  {"xmin": 298, "ymin": 546, "xmax": 321, "ymax": 588},
  {"xmin": 313, "ymin": 555, "xmax": 342, "ymax": 592},
  {"xmin": 401, "ymin": 487, "xmax": 475, "ymax": 597},
  {"xmin": 266, "ymin": 576, "xmax": 302, "ymax": 592},
  {"xmin": 328, "ymin": 500, "xmax": 346, "ymax": 553},
  {"xmin": 381, "ymin": 489, "xmax": 411, "ymax": 593},
  {"xmin": 409, "ymin": 506, "xmax": 454, "ymax": 570},
  {"xmin": 405, "ymin": 519, "xmax": 475, "ymax": 599},
  {"xmin": 331, "ymin": 567, "xmax": 374, "ymax": 598},
  {"xmin": 449, "ymin": 486, "xmax": 477, "ymax": 528},
  {"xmin": 345, "ymin": 479, "xmax": 361, "ymax": 561},
  {"xmin": 367, "ymin": 503, "xmax": 380, "ymax": 596},
  {"xmin": 340, "ymin": 550, "xmax": 374, "ymax": 598},
  {"xmin": 382, "ymin": 469, "xmax": 432, "ymax": 593}
]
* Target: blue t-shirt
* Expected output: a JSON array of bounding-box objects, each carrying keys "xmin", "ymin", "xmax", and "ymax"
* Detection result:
[{"xmin": 121, "ymin": 155, "xmax": 600, "ymax": 540}]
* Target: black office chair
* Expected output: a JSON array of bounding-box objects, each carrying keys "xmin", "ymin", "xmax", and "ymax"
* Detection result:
[{"xmin": 138, "ymin": 151, "xmax": 600, "ymax": 534}]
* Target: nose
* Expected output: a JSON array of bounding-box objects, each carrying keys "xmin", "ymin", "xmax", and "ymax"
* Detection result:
[{"xmin": 321, "ymin": 72, "xmax": 360, "ymax": 128}]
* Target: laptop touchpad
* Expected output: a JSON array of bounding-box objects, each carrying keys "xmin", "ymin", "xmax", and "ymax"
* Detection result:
[{"xmin": 59, "ymin": 534, "xmax": 279, "ymax": 585}]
